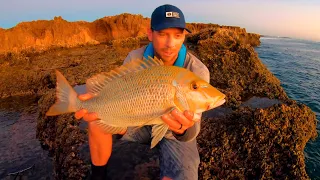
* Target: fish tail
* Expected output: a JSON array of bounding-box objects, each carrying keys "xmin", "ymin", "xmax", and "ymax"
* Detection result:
[{"xmin": 46, "ymin": 70, "xmax": 79, "ymax": 116}]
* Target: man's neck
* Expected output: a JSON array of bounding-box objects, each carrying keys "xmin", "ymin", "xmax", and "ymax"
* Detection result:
[{"xmin": 163, "ymin": 59, "xmax": 176, "ymax": 66}]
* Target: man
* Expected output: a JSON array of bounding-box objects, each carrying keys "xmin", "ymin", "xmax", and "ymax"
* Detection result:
[{"xmin": 75, "ymin": 4, "xmax": 210, "ymax": 180}]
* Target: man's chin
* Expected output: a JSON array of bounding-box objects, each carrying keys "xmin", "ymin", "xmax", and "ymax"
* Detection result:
[{"xmin": 159, "ymin": 55, "xmax": 177, "ymax": 63}]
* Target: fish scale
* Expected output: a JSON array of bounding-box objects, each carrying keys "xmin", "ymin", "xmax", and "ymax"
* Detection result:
[{"xmin": 101, "ymin": 68, "xmax": 178, "ymax": 126}]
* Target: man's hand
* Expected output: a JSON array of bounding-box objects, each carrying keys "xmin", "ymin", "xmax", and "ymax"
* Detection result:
[
  {"xmin": 75, "ymin": 94, "xmax": 98, "ymax": 121},
  {"xmin": 161, "ymin": 109, "xmax": 199, "ymax": 135}
]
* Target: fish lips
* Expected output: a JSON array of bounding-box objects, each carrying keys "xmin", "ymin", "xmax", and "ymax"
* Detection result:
[{"xmin": 207, "ymin": 99, "xmax": 226, "ymax": 110}]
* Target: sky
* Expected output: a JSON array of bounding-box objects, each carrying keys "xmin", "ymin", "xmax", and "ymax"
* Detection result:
[{"xmin": 0, "ymin": 0, "xmax": 319, "ymax": 42}]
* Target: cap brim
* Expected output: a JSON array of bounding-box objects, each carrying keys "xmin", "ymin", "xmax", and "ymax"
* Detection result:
[
  {"xmin": 153, "ymin": 24, "xmax": 192, "ymax": 33},
  {"xmin": 185, "ymin": 28, "xmax": 192, "ymax": 33}
]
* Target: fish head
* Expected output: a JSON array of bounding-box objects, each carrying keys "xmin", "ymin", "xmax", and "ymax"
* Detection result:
[
  {"xmin": 185, "ymin": 79, "xmax": 226, "ymax": 113},
  {"xmin": 173, "ymin": 71, "xmax": 226, "ymax": 114}
]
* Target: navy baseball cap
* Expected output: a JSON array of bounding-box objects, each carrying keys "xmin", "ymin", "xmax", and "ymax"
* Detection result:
[{"xmin": 151, "ymin": 4, "xmax": 191, "ymax": 33}]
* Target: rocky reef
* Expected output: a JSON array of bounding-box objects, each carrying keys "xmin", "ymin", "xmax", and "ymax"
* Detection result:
[
  {"xmin": 198, "ymin": 102, "xmax": 316, "ymax": 179},
  {"xmin": 0, "ymin": 14, "xmax": 317, "ymax": 179}
]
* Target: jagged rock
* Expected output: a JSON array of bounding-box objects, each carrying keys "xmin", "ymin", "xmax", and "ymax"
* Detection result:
[
  {"xmin": 198, "ymin": 101, "xmax": 316, "ymax": 179},
  {"xmin": 0, "ymin": 13, "xmax": 260, "ymax": 54}
]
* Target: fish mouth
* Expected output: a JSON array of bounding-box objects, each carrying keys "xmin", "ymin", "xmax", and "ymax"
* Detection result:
[{"xmin": 207, "ymin": 99, "xmax": 226, "ymax": 110}]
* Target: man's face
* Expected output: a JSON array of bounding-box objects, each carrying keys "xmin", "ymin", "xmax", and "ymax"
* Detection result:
[{"xmin": 148, "ymin": 28, "xmax": 186, "ymax": 65}]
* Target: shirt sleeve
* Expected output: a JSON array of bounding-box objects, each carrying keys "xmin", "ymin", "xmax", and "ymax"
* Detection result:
[
  {"xmin": 123, "ymin": 46, "xmax": 145, "ymax": 65},
  {"xmin": 123, "ymin": 53, "xmax": 133, "ymax": 65},
  {"xmin": 173, "ymin": 54, "xmax": 210, "ymax": 142}
]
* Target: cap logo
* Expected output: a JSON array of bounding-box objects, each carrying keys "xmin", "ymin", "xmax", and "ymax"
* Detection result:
[{"xmin": 166, "ymin": 11, "xmax": 180, "ymax": 18}]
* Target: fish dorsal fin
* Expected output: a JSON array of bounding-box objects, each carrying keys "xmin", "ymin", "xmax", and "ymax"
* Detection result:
[{"xmin": 86, "ymin": 56, "xmax": 163, "ymax": 96}]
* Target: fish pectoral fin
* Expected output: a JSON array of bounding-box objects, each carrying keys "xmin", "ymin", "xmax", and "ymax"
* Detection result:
[
  {"xmin": 151, "ymin": 123, "xmax": 169, "ymax": 149},
  {"xmin": 93, "ymin": 120, "xmax": 127, "ymax": 134},
  {"xmin": 174, "ymin": 90, "xmax": 189, "ymax": 112}
]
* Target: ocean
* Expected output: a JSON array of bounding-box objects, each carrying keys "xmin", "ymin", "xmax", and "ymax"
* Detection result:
[{"xmin": 255, "ymin": 37, "xmax": 320, "ymax": 179}]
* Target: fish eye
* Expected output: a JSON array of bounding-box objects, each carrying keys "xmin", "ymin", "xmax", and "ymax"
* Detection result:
[{"xmin": 191, "ymin": 82, "xmax": 199, "ymax": 90}]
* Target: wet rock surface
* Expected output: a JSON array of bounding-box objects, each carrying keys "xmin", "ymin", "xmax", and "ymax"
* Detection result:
[{"xmin": 0, "ymin": 96, "xmax": 53, "ymax": 180}]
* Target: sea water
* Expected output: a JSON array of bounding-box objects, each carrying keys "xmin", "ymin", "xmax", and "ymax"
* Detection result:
[{"xmin": 256, "ymin": 37, "xmax": 320, "ymax": 179}]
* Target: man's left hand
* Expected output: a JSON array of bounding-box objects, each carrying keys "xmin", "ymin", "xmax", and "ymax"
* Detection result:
[{"xmin": 161, "ymin": 109, "xmax": 200, "ymax": 135}]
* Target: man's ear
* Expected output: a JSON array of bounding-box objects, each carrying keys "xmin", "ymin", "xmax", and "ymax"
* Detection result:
[
  {"xmin": 147, "ymin": 28, "xmax": 153, "ymax": 41},
  {"xmin": 183, "ymin": 29, "xmax": 188, "ymax": 35}
]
